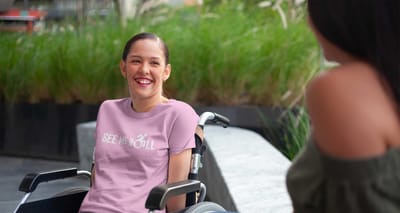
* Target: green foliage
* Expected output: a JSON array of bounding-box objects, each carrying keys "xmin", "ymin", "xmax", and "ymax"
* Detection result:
[
  {"xmin": 0, "ymin": 3, "xmax": 319, "ymax": 105},
  {"xmin": 281, "ymin": 107, "xmax": 310, "ymax": 160},
  {"xmin": 258, "ymin": 106, "xmax": 310, "ymax": 160},
  {"xmin": 0, "ymin": 21, "xmax": 125, "ymax": 103}
]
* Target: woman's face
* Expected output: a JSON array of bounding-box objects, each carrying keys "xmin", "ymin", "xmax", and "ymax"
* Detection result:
[{"xmin": 120, "ymin": 38, "xmax": 171, "ymax": 103}]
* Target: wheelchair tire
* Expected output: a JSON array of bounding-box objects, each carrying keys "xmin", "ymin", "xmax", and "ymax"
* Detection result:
[{"xmin": 179, "ymin": 201, "xmax": 226, "ymax": 213}]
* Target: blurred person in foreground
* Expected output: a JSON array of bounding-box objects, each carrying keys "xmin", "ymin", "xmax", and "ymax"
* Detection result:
[{"xmin": 286, "ymin": 1, "xmax": 400, "ymax": 213}]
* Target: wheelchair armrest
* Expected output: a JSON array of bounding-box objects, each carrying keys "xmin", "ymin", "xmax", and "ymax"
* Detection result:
[
  {"xmin": 145, "ymin": 179, "xmax": 201, "ymax": 211},
  {"xmin": 18, "ymin": 168, "xmax": 88, "ymax": 193}
]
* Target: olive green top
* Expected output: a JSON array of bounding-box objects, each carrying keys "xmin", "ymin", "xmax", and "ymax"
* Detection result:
[{"xmin": 286, "ymin": 139, "xmax": 400, "ymax": 213}]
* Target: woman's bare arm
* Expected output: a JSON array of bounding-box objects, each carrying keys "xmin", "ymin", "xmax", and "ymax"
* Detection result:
[{"xmin": 166, "ymin": 149, "xmax": 192, "ymax": 212}]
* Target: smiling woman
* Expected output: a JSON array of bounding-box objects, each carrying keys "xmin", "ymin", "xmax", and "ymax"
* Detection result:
[{"xmin": 78, "ymin": 32, "xmax": 200, "ymax": 213}]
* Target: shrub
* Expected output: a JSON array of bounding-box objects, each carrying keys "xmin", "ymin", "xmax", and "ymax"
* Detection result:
[{"xmin": 0, "ymin": 2, "xmax": 319, "ymax": 106}]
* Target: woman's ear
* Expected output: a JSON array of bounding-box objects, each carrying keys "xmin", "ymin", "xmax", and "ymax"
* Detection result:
[
  {"xmin": 163, "ymin": 64, "xmax": 171, "ymax": 81},
  {"xmin": 120, "ymin": 60, "xmax": 127, "ymax": 78}
]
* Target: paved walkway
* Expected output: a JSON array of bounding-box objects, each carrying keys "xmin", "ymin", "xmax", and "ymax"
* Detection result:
[{"xmin": 0, "ymin": 155, "xmax": 88, "ymax": 213}]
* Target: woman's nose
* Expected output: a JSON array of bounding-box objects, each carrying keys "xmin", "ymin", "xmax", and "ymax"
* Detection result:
[{"xmin": 139, "ymin": 62, "xmax": 150, "ymax": 74}]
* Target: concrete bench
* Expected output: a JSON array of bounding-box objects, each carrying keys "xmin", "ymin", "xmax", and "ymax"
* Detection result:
[
  {"xmin": 76, "ymin": 121, "xmax": 96, "ymax": 171},
  {"xmin": 76, "ymin": 123, "xmax": 292, "ymax": 212}
]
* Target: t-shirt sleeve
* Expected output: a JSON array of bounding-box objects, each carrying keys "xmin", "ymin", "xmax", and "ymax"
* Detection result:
[{"xmin": 168, "ymin": 104, "xmax": 199, "ymax": 154}]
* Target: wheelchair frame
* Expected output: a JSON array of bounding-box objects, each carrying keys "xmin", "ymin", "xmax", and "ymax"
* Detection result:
[{"xmin": 13, "ymin": 111, "xmax": 230, "ymax": 213}]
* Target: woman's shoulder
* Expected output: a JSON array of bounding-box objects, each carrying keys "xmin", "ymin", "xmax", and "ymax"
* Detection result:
[
  {"xmin": 306, "ymin": 61, "xmax": 387, "ymax": 108},
  {"xmin": 99, "ymin": 98, "xmax": 129, "ymax": 112},
  {"xmin": 101, "ymin": 98, "xmax": 128, "ymax": 105},
  {"xmin": 305, "ymin": 61, "xmax": 398, "ymax": 158},
  {"xmin": 167, "ymin": 99, "xmax": 197, "ymax": 112},
  {"xmin": 164, "ymin": 99, "xmax": 199, "ymax": 123},
  {"xmin": 307, "ymin": 62, "xmax": 377, "ymax": 93},
  {"xmin": 305, "ymin": 62, "xmax": 384, "ymax": 120}
]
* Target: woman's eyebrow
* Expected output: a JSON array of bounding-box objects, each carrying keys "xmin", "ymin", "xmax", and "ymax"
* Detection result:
[
  {"xmin": 149, "ymin": 57, "xmax": 161, "ymax": 60},
  {"xmin": 127, "ymin": 55, "xmax": 161, "ymax": 60}
]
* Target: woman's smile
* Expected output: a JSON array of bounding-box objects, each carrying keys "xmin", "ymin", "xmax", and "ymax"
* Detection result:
[{"xmin": 135, "ymin": 77, "xmax": 153, "ymax": 86}]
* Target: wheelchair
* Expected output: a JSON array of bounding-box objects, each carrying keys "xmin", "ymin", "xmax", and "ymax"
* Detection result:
[{"xmin": 13, "ymin": 112, "xmax": 230, "ymax": 213}]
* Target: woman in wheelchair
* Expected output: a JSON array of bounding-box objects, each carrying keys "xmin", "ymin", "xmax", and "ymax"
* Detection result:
[{"xmin": 79, "ymin": 32, "xmax": 200, "ymax": 213}]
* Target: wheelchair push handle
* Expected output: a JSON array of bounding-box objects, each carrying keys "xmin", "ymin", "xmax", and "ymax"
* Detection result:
[
  {"xmin": 192, "ymin": 111, "xmax": 230, "ymax": 155},
  {"xmin": 186, "ymin": 112, "xmax": 230, "ymax": 207},
  {"xmin": 198, "ymin": 112, "xmax": 230, "ymax": 129}
]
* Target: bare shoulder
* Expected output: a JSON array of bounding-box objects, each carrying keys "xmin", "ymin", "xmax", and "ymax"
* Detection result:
[
  {"xmin": 306, "ymin": 62, "xmax": 400, "ymax": 158},
  {"xmin": 306, "ymin": 62, "xmax": 380, "ymax": 107}
]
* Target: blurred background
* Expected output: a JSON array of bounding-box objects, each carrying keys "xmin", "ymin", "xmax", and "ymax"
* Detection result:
[{"xmin": 0, "ymin": 0, "xmax": 320, "ymax": 162}]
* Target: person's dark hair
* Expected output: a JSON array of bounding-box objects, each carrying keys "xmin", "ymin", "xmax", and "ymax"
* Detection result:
[
  {"xmin": 122, "ymin": 32, "xmax": 169, "ymax": 64},
  {"xmin": 307, "ymin": 0, "xmax": 400, "ymax": 109}
]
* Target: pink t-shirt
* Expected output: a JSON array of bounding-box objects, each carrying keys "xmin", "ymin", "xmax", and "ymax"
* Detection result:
[{"xmin": 79, "ymin": 98, "xmax": 198, "ymax": 213}]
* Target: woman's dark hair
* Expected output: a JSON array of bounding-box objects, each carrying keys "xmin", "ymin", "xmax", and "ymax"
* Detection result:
[
  {"xmin": 121, "ymin": 32, "xmax": 169, "ymax": 64},
  {"xmin": 307, "ymin": 0, "xmax": 400, "ymax": 108}
]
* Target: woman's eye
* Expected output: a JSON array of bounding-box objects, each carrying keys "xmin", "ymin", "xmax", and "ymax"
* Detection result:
[
  {"xmin": 150, "ymin": 61, "xmax": 160, "ymax": 66},
  {"xmin": 131, "ymin": 60, "xmax": 141, "ymax": 64}
]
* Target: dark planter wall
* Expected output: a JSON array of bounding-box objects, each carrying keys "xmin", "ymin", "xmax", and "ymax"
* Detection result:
[
  {"xmin": 0, "ymin": 102, "xmax": 99, "ymax": 161},
  {"xmin": 0, "ymin": 102, "xmax": 287, "ymax": 161},
  {"xmin": 0, "ymin": 100, "xmax": 5, "ymax": 151}
]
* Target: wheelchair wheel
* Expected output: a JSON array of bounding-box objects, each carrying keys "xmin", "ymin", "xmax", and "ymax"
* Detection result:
[{"xmin": 180, "ymin": 201, "xmax": 226, "ymax": 213}]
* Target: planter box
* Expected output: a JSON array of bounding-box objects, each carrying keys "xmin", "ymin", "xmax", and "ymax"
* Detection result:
[
  {"xmin": 0, "ymin": 102, "xmax": 99, "ymax": 161},
  {"xmin": 0, "ymin": 102, "xmax": 289, "ymax": 161}
]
